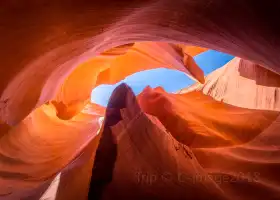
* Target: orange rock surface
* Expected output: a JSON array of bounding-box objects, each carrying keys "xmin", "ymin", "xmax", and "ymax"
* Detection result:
[{"xmin": 1, "ymin": 1, "xmax": 280, "ymax": 200}]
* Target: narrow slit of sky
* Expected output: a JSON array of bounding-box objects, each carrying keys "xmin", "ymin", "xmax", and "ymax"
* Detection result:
[{"xmin": 91, "ymin": 50, "xmax": 234, "ymax": 106}]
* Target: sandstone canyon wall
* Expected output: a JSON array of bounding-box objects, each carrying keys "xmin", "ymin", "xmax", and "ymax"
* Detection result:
[{"xmin": 1, "ymin": 1, "xmax": 280, "ymax": 200}]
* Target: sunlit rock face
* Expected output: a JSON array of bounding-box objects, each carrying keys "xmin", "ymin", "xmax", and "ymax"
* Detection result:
[
  {"xmin": 1, "ymin": 1, "xmax": 280, "ymax": 200},
  {"xmin": 179, "ymin": 58, "xmax": 280, "ymax": 111}
]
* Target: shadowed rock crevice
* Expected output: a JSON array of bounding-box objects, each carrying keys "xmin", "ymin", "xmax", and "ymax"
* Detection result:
[{"xmin": 88, "ymin": 83, "xmax": 134, "ymax": 199}]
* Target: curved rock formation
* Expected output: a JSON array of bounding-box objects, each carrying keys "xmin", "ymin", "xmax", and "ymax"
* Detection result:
[
  {"xmin": 180, "ymin": 58, "xmax": 280, "ymax": 110},
  {"xmin": 52, "ymin": 42, "xmax": 205, "ymax": 120},
  {"xmin": 1, "ymin": 1, "xmax": 280, "ymax": 200},
  {"xmin": 1, "ymin": 1, "xmax": 280, "ymax": 125},
  {"xmin": 89, "ymin": 84, "xmax": 227, "ymax": 200},
  {"xmin": 88, "ymin": 84, "xmax": 280, "ymax": 200}
]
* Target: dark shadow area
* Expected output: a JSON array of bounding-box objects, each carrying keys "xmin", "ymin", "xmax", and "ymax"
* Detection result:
[{"xmin": 0, "ymin": 123, "xmax": 10, "ymax": 138}]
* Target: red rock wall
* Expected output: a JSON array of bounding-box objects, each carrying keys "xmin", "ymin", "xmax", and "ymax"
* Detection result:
[{"xmin": 1, "ymin": 1, "xmax": 280, "ymax": 200}]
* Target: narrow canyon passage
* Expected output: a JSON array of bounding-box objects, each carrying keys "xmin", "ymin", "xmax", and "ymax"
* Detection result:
[{"xmin": 1, "ymin": 1, "xmax": 280, "ymax": 200}]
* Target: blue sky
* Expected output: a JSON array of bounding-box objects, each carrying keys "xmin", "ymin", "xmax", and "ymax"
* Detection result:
[{"xmin": 91, "ymin": 50, "xmax": 234, "ymax": 106}]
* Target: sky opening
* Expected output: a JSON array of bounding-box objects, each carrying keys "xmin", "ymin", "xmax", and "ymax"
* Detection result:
[{"xmin": 91, "ymin": 50, "xmax": 234, "ymax": 106}]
